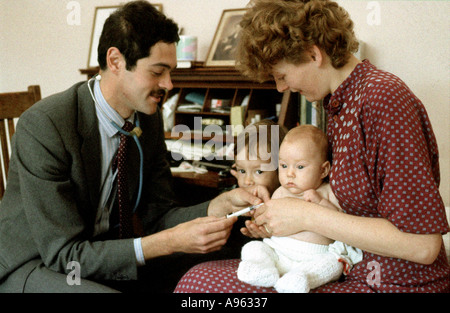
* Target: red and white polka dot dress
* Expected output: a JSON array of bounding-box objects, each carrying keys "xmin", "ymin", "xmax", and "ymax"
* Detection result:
[
  {"xmin": 174, "ymin": 60, "xmax": 450, "ymax": 293},
  {"xmin": 174, "ymin": 259, "xmax": 277, "ymax": 293},
  {"xmin": 316, "ymin": 59, "xmax": 449, "ymax": 292}
]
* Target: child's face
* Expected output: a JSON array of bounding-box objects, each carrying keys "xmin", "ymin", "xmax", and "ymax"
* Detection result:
[
  {"xmin": 234, "ymin": 149, "xmax": 280, "ymax": 195},
  {"xmin": 278, "ymin": 138, "xmax": 329, "ymax": 195}
]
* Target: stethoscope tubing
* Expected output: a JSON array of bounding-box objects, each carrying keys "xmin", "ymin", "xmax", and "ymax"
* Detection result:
[{"xmin": 87, "ymin": 74, "xmax": 143, "ymax": 214}]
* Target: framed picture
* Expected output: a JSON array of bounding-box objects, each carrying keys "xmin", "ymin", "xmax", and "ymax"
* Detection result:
[
  {"xmin": 87, "ymin": 3, "xmax": 163, "ymax": 68},
  {"xmin": 205, "ymin": 8, "xmax": 247, "ymax": 67}
]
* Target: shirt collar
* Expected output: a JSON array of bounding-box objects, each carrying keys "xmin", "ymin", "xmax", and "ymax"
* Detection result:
[
  {"xmin": 324, "ymin": 59, "xmax": 372, "ymax": 116},
  {"xmin": 93, "ymin": 79, "xmax": 135, "ymax": 137}
]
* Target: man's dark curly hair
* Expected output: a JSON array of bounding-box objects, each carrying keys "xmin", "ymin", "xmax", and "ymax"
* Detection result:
[{"xmin": 98, "ymin": 1, "xmax": 179, "ymax": 71}]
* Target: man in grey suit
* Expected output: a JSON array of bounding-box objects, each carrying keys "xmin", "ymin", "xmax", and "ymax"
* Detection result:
[{"xmin": 0, "ymin": 1, "xmax": 268, "ymax": 292}]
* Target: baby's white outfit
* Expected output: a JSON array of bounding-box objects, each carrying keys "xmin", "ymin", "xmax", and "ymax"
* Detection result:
[{"xmin": 237, "ymin": 236, "xmax": 363, "ymax": 293}]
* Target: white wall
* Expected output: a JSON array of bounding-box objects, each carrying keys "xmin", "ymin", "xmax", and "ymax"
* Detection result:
[{"xmin": 0, "ymin": 0, "xmax": 448, "ymax": 205}]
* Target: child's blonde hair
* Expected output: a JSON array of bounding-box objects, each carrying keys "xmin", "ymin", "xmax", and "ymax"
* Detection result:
[{"xmin": 235, "ymin": 120, "xmax": 287, "ymax": 166}]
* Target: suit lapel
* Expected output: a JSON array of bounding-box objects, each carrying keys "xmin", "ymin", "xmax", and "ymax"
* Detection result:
[
  {"xmin": 77, "ymin": 82, "xmax": 142, "ymax": 212},
  {"xmin": 77, "ymin": 82, "xmax": 102, "ymax": 210}
]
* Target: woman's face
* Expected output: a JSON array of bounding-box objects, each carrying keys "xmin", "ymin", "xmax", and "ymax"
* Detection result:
[{"xmin": 271, "ymin": 52, "xmax": 330, "ymax": 102}]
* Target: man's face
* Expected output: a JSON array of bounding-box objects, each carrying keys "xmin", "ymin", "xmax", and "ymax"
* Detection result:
[{"xmin": 118, "ymin": 41, "xmax": 177, "ymax": 117}]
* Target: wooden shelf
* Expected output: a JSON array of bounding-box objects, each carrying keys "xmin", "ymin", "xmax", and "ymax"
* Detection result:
[
  {"xmin": 163, "ymin": 64, "xmax": 298, "ymax": 143},
  {"xmin": 171, "ymin": 170, "xmax": 236, "ymax": 189},
  {"xmin": 164, "ymin": 131, "xmax": 232, "ymax": 144},
  {"xmin": 79, "ymin": 64, "xmax": 299, "ymax": 141},
  {"xmin": 79, "ymin": 67, "xmax": 99, "ymax": 79}
]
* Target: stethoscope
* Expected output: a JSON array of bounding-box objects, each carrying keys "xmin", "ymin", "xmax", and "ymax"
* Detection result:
[{"xmin": 87, "ymin": 74, "xmax": 144, "ymax": 214}]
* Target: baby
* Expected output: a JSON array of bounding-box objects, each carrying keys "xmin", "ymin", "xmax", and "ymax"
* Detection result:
[{"xmin": 237, "ymin": 125, "xmax": 363, "ymax": 293}]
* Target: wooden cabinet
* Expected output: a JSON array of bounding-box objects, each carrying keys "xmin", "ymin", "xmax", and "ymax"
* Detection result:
[
  {"xmin": 163, "ymin": 63, "xmax": 299, "ymax": 142},
  {"xmin": 80, "ymin": 64, "xmax": 299, "ymax": 142}
]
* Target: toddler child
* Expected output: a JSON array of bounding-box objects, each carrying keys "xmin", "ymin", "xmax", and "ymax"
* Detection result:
[
  {"xmin": 230, "ymin": 120, "xmax": 287, "ymax": 237},
  {"xmin": 231, "ymin": 119, "xmax": 287, "ymax": 196}
]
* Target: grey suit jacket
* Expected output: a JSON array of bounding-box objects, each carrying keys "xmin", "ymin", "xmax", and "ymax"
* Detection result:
[{"xmin": 0, "ymin": 82, "xmax": 208, "ymax": 284}]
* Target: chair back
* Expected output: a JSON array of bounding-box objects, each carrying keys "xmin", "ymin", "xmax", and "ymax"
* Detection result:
[{"xmin": 0, "ymin": 85, "xmax": 41, "ymax": 198}]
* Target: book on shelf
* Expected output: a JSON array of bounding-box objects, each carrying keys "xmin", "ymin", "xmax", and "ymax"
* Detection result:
[
  {"xmin": 184, "ymin": 91, "xmax": 205, "ymax": 105},
  {"xmin": 166, "ymin": 139, "xmax": 214, "ymax": 160},
  {"xmin": 230, "ymin": 106, "xmax": 245, "ymax": 136},
  {"xmin": 176, "ymin": 60, "xmax": 204, "ymax": 69},
  {"xmin": 298, "ymin": 95, "xmax": 326, "ymax": 132},
  {"xmin": 177, "ymin": 103, "xmax": 203, "ymax": 112},
  {"xmin": 210, "ymin": 98, "xmax": 231, "ymax": 113},
  {"xmin": 177, "ymin": 91, "xmax": 205, "ymax": 112}
]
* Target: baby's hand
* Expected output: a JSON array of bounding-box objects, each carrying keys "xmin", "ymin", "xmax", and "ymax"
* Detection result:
[
  {"xmin": 230, "ymin": 163, "xmax": 238, "ymax": 179},
  {"xmin": 303, "ymin": 189, "xmax": 323, "ymax": 204}
]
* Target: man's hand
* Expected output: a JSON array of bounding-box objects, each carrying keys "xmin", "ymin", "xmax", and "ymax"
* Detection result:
[
  {"xmin": 206, "ymin": 185, "xmax": 271, "ymax": 217},
  {"xmin": 167, "ymin": 216, "xmax": 237, "ymax": 254},
  {"xmin": 141, "ymin": 216, "xmax": 237, "ymax": 259}
]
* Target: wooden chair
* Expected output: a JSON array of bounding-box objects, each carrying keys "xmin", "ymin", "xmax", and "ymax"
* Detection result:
[{"xmin": 0, "ymin": 85, "xmax": 41, "ymax": 198}]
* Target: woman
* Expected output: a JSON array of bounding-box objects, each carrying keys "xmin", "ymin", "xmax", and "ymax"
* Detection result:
[{"xmin": 175, "ymin": 0, "xmax": 449, "ymax": 292}]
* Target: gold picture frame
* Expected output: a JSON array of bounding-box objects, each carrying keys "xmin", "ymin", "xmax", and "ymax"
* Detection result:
[{"xmin": 204, "ymin": 8, "xmax": 247, "ymax": 67}]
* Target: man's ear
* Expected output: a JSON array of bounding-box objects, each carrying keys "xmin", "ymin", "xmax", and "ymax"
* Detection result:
[
  {"xmin": 320, "ymin": 160, "xmax": 331, "ymax": 179},
  {"xmin": 106, "ymin": 47, "xmax": 125, "ymax": 74}
]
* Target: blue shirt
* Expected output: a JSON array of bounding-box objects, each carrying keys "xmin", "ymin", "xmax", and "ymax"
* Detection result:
[{"xmin": 93, "ymin": 78, "xmax": 145, "ymax": 266}]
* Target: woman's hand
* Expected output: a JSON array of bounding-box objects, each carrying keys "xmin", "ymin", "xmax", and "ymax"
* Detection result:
[
  {"xmin": 240, "ymin": 216, "xmax": 271, "ymax": 238},
  {"xmin": 254, "ymin": 197, "xmax": 443, "ymax": 265},
  {"xmin": 252, "ymin": 197, "xmax": 307, "ymax": 237}
]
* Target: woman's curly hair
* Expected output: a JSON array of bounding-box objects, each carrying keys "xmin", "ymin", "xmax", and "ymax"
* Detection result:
[{"xmin": 236, "ymin": 0, "xmax": 359, "ymax": 82}]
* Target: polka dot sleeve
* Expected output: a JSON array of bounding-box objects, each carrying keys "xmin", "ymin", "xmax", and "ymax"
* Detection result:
[{"xmin": 359, "ymin": 77, "xmax": 448, "ymax": 234}]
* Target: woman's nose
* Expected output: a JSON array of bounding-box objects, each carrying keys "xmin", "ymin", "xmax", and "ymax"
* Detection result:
[{"xmin": 275, "ymin": 80, "xmax": 289, "ymax": 93}]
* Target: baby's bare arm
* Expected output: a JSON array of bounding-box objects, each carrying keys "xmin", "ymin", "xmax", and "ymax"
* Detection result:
[
  {"xmin": 271, "ymin": 186, "xmax": 292, "ymax": 200},
  {"xmin": 303, "ymin": 189, "xmax": 339, "ymax": 211}
]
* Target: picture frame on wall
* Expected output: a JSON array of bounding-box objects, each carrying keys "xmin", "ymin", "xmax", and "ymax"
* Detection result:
[
  {"xmin": 204, "ymin": 8, "xmax": 247, "ymax": 67},
  {"xmin": 87, "ymin": 4, "xmax": 163, "ymax": 68}
]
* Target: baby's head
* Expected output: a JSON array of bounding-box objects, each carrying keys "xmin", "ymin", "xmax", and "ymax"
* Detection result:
[
  {"xmin": 233, "ymin": 120, "xmax": 287, "ymax": 194},
  {"xmin": 278, "ymin": 125, "xmax": 330, "ymax": 195}
]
